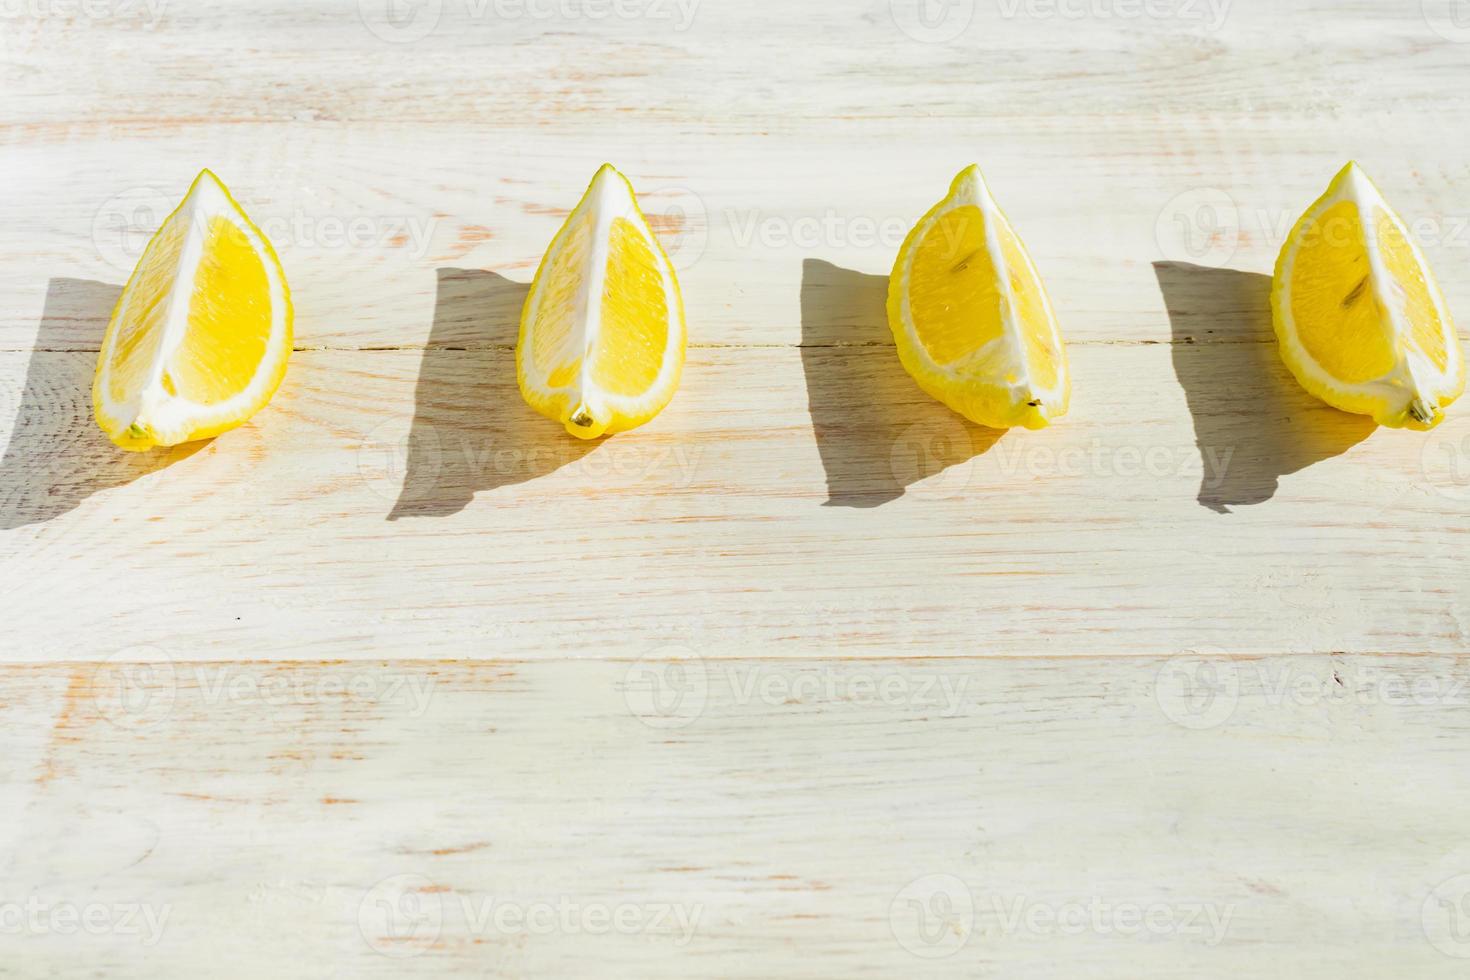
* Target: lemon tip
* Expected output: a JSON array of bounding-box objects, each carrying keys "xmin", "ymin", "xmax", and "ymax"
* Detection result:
[
  {"xmin": 100, "ymin": 419, "xmax": 158, "ymax": 452},
  {"xmin": 590, "ymin": 162, "xmax": 624, "ymax": 187},
  {"xmin": 563, "ymin": 401, "xmax": 612, "ymax": 440},
  {"xmin": 1402, "ymin": 397, "xmax": 1445, "ymax": 430},
  {"xmin": 949, "ymin": 163, "xmax": 985, "ymax": 197},
  {"xmin": 189, "ymin": 167, "xmax": 228, "ymax": 197},
  {"xmin": 585, "ymin": 163, "xmax": 637, "ymax": 210}
]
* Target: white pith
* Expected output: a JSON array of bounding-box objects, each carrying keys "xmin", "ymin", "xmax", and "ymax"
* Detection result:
[
  {"xmin": 1276, "ymin": 164, "xmax": 1463, "ymax": 420},
  {"xmin": 892, "ymin": 165, "xmax": 1067, "ymax": 412},
  {"xmin": 517, "ymin": 165, "xmax": 685, "ymax": 430},
  {"xmin": 95, "ymin": 171, "xmax": 290, "ymax": 446}
]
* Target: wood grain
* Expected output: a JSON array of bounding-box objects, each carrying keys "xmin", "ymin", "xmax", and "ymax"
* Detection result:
[
  {"xmin": 2, "ymin": 304, "xmax": 1467, "ymax": 659},
  {"xmin": 4, "ymin": 4, "xmax": 1470, "ymax": 351},
  {"xmin": 5, "ymin": 656, "xmax": 1470, "ymax": 978},
  {"xmin": 4, "ymin": 3, "xmax": 1470, "ymax": 975}
]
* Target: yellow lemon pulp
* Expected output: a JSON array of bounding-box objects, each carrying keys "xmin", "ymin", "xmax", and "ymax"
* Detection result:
[
  {"xmin": 170, "ymin": 217, "xmax": 273, "ymax": 404},
  {"xmin": 93, "ymin": 169, "xmax": 292, "ymax": 451},
  {"xmin": 518, "ymin": 164, "xmax": 685, "ymax": 440},
  {"xmin": 888, "ymin": 165, "xmax": 1069, "ymax": 430},
  {"xmin": 1272, "ymin": 162, "xmax": 1463, "ymax": 429}
]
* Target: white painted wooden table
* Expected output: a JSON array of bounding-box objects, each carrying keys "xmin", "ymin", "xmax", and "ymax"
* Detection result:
[{"xmin": 3, "ymin": 0, "xmax": 1470, "ymax": 975}]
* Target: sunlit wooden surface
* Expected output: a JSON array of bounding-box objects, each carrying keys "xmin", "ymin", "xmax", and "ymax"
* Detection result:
[{"xmin": 3, "ymin": 0, "xmax": 1470, "ymax": 975}]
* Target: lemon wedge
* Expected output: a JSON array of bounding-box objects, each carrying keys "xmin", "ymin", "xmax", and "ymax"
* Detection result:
[
  {"xmin": 92, "ymin": 169, "xmax": 292, "ymax": 451},
  {"xmin": 887, "ymin": 165, "xmax": 1070, "ymax": 430},
  {"xmin": 517, "ymin": 164, "xmax": 686, "ymax": 440},
  {"xmin": 1272, "ymin": 162, "xmax": 1464, "ymax": 430}
]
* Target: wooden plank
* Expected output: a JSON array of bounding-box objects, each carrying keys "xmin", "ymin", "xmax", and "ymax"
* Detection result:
[
  {"xmin": 3, "ymin": 2, "xmax": 1465, "ymax": 128},
  {"xmin": 4, "ymin": 310, "xmax": 1467, "ymax": 659},
  {"xmin": 4, "ymin": 5, "xmax": 1470, "ymax": 351},
  {"xmin": 3, "ymin": 2, "xmax": 1470, "ymax": 977},
  {"xmin": 4, "ymin": 656, "xmax": 1470, "ymax": 977},
  {"xmin": 5, "ymin": 123, "xmax": 1468, "ymax": 352}
]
